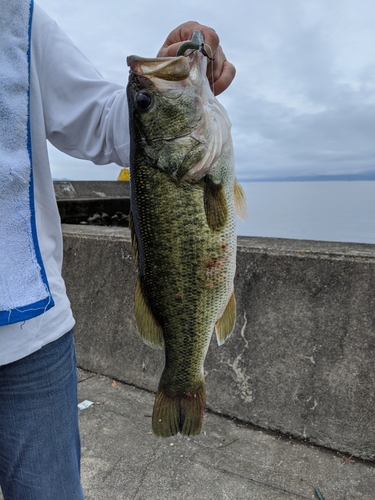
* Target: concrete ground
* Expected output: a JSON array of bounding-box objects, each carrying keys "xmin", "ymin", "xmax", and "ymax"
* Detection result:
[
  {"xmin": 0, "ymin": 367, "xmax": 373, "ymax": 500},
  {"xmin": 76, "ymin": 369, "xmax": 375, "ymax": 500}
]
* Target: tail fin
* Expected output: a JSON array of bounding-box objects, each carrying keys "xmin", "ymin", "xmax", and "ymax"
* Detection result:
[{"xmin": 152, "ymin": 382, "xmax": 206, "ymax": 437}]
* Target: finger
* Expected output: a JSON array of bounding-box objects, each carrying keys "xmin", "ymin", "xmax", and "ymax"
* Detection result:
[
  {"xmin": 211, "ymin": 60, "xmax": 236, "ymax": 96},
  {"xmin": 207, "ymin": 47, "xmax": 224, "ymax": 85},
  {"xmin": 206, "ymin": 47, "xmax": 235, "ymax": 95}
]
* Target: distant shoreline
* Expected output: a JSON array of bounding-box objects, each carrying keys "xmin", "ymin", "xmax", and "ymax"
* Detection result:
[
  {"xmin": 52, "ymin": 174, "xmax": 375, "ymax": 183},
  {"xmin": 240, "ymin": 173, "xmax": 375, "ymax": 182}
]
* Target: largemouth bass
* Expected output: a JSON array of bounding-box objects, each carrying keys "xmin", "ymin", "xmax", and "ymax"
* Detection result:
[{"xmin": 127, "ymin": 31, "xmax": 246, "ymax": 437}]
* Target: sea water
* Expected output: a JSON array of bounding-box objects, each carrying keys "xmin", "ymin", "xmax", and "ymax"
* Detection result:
[{"xmin": 236, "ymin": 181, "xmax": 375, "ymax": 244}]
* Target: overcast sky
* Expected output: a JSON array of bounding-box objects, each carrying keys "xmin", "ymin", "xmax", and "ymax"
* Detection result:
[{"xmin": 37, "ymin": 0, "xmax": 375, "ymax": 181}]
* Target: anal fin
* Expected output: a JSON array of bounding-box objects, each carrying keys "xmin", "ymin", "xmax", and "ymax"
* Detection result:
[
  {"xmin": 215, "ymin": 290, "xmax": 236, "ymax": 346},
  {"xmin": 134, "ymin": 278, "xmax": 163, "ymax": 349}
]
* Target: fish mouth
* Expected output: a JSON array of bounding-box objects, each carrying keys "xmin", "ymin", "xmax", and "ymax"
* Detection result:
[
  {"xmin": 127, "ymin": 55, "xmax": 191, "ymax": 82},
  {"xmin": 127, "ymin": 37, "xmax": 208, "ymax": 92},
  {"xmin": 127, "ymin": 30, "xmax": 207, "ymax": 83}
]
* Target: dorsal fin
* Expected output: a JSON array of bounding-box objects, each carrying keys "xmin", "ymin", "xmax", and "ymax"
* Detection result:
[
  {"xmin": 234, "ymin": 179, "xmax": 247, "ymax": 221},
  {"xmin": 129, "ymin": 211, "xmax": 139, "ymax": 270}
]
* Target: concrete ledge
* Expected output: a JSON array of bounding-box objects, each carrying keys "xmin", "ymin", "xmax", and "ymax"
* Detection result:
[
  {"xmin": 62, "ymin": 225, "xmax": 375, "ymax": 460},
  {"xmin": 54, "ymin": 180, "xmax": 130, "ymax": 200},
  {"xmin": 55, "ymin": 181, "xmax": 130, "ymax": 223}
]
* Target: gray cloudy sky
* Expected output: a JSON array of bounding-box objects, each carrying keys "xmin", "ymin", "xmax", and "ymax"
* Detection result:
[{"xmin": 37, "ymin": 0, "xmax": 375, "ymax": 181}]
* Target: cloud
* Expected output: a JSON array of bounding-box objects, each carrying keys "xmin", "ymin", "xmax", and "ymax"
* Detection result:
[
  {"xmin": 47, "ymin": 144, "xmax": 121, "ymax": 180},
  {"xmin": 231, "ymin": 86, "xmax": 375, "ymax": 179},
  {"xmin": 38, "ymin": 0, "xmax": 375, "ymax": 180},
  {"xmin": 223, "ymin": 0, "xmax": 375, "ymax": 179}
]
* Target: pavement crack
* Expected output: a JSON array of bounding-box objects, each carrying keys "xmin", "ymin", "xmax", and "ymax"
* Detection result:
[
  {"xmin": 100, "ymin": 453, "xmax": 126, "ymax": 484},
  {"xmin": 186, "ymin": 457, "xmax": 313, "ymax": 499},
  {"xmin": 77, "ymin": 373, "xmax": 97, "ymax": 384},
  {"xmin": 130, "ymin": 443, "xmax": 159, "ymax": 500}
]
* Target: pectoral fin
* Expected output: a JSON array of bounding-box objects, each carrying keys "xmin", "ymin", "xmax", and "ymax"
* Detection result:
[
  {"xmin": 134, "ymin": 278, "xmax": 163, "ymax": 349},
  {"xmin": 215, "ymin": 291, "xmax": 236, "ymax": 346},
  {"xmin": 204, "ymin": 176, "xmax": 228, "ymax": 232},
  {"xmin": 234, "ymin": 179, "xmax": 247, "ymax": 222}
]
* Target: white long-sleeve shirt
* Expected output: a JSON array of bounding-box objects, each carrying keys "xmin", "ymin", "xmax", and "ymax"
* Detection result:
[{"xmin": 0, "ymin": 4, "xmax": 129, "ymax": 365}]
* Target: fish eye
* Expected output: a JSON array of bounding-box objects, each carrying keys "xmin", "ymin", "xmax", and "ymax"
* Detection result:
[{"xmin": 135, "ymin": 91, "xmax": 154, "ymax": 112}]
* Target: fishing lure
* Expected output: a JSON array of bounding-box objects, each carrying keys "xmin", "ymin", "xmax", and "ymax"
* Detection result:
[{"xmin": 176, "ymin": 30, "xmax": 214, "ymax": 60}]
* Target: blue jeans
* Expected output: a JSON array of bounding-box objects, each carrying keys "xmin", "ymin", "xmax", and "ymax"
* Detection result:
[{"xmin": 0, "ymin": 330, "xmax": 84, "ymax": 500}]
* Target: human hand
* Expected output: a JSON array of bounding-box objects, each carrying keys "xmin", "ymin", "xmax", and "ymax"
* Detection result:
[{"xmin": 157, "ymin": 21, "xmax": 235, "ymax": 96}]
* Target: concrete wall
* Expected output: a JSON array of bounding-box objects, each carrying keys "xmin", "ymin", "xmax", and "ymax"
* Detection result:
[{"xmin": 62, "ymin": 225, "xmax": 375, "ymax": 460}]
